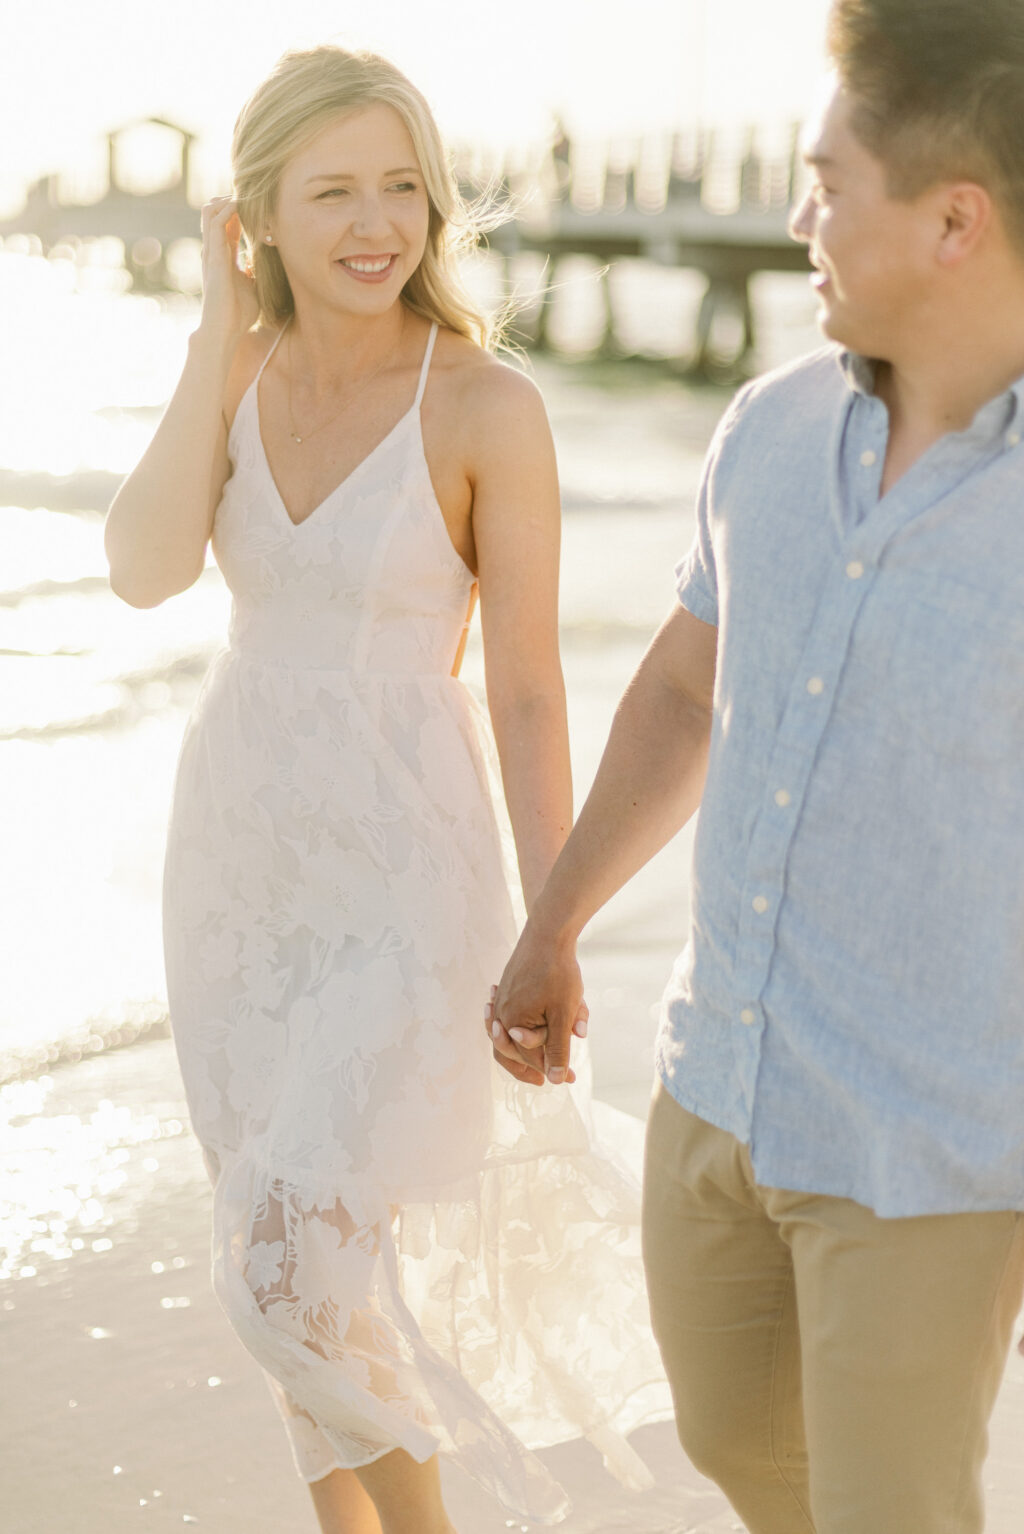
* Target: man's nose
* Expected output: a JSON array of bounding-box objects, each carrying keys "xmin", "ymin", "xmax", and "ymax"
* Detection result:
[{"xmin": 788, "ymin": 191, "xmax": 815, "ymax": 245}]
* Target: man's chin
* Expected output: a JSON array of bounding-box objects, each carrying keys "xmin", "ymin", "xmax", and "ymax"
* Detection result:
[{"xmin": 815, "ymin": 302, "xmax": 855, "ymax": 349}]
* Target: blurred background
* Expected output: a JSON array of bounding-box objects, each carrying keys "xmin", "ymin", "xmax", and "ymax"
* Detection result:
[{"xmin": 0, "ymin": 10, "xmax": 832, "ymax": 1522}]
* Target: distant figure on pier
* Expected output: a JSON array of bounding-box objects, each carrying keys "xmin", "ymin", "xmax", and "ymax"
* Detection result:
[{"xmin": 549, "ymin": 113, "xmax": 572, "ymax": 199}]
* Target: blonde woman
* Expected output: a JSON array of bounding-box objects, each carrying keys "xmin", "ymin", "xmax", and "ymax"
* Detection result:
[{"xmin": 106, "ymin": 47, "xmax": 667, "ymax": 1534}]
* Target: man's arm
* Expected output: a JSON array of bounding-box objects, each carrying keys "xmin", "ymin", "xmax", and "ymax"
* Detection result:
[{"xmin": 492, "ymin": 601, "xmax": 717, "ymax": 1083}]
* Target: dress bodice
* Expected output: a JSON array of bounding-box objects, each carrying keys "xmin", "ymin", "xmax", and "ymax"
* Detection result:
[{"xmin": 212, "ymin": 322, "xmax": 475, "ymax": 676}]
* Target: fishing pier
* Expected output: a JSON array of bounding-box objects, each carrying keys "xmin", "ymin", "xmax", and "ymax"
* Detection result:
[{"xmin": 482, "ymin": 125, "xmax": 809, "ymax": 373}]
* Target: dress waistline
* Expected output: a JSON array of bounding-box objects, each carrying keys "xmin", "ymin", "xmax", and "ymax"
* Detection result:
[{"xmin": 224, "ymin": 647, "xmax": 458, "ymax": 682}]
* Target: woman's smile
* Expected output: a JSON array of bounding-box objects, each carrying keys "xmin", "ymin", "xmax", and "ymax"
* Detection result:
[{"xmin": 337, "ymin": 254, "xmax": 399, "ymax": 283}]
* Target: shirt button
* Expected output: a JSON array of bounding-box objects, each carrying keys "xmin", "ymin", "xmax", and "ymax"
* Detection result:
[
  {"xmin": 860, "ymin": 449, "xmax": 877, "ymax": 467},
  {"xmin": 752, "ymin": 895, "xmax": 769, "ymax": 914},
  {"xmin": 740, "ymin": 1008, "xmax": 756, "ymax": 1026},
  {"xmin": 806, "ymin": 676, "xmax": 825, "ymax": 695},
  {"xmin": 774, "ymin": 788, "xmax": 791, "ymax": 807},
  {"xmin": 846, "ymin": 560, "xmax": 865, "ymax": 580}
]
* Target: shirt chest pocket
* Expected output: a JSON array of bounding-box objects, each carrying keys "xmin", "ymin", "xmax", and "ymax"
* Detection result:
[{"xmin": 882, "ymin": 575, "xmax": 1024, "ymax": 767}]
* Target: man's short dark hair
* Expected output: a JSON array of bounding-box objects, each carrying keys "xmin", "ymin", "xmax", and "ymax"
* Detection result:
[{"xmin": 828, "ymin": 0, "xmax": 1024, "ymax": 252}]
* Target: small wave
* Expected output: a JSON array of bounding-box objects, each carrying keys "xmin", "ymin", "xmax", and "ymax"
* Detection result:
[
  {"xmin": 0, "ymin": 1000, "xmax": 171, "ymax": 1086},
  {"xmin": 0, "ymin": 648, "xmax": 214, "ymax": 740},
  {"xmin": 0, "ymin": 469, "xmax": 122, "ymax": 515},
  {"xmin": 0, "ymin": 645, "xmax": 88, "ymax": 658},
  {"xmin": 0, "ymin": 574, "xmax": 111, "ymax": 608},
  {"xmin": 561, "ymin": 489, "xmax": 680, "ymax": 514}
]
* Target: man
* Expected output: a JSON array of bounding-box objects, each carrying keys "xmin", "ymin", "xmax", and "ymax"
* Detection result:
[{"xmin": 488, "ymin": 2, "xmax": 1024, "ymax": 1530}]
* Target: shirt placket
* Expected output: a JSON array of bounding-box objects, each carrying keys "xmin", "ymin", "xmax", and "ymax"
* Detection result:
[{"xmin": 730, "ymin": 396, "xmax": 909, "ymax": 1111}]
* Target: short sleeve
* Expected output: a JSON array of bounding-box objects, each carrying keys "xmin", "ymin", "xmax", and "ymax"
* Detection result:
[
  {"xmin": 674, "ymin": 382, "xmax": 754, "ymax": 628},
  {"xmin": 674, "ymin": 469, "xmax": 719, "ymax": 626}
]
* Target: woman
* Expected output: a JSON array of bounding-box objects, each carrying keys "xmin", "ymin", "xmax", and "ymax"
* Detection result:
[{"xmin": 105, "ymin": 46, "xmax": 668, "ymax": 1534}]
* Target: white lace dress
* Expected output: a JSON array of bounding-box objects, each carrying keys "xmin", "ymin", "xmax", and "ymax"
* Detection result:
[{"xmin": 163, "ymin": 323, "xmax": 670, "ymax": 1523}]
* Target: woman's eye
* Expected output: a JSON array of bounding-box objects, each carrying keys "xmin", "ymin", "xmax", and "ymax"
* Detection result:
[
  {"xmin": 390, "ymin": 182, "xmax": 418, "ymax": 193},
  {"xmin": 317, "ymin": 188, "xmax": 348, "ymax": 199}
]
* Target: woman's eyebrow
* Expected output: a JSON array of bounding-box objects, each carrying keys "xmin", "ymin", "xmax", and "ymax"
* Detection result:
[{"xmin": 304, "ymin": 167, "xmax": 421, "ymax": 184}]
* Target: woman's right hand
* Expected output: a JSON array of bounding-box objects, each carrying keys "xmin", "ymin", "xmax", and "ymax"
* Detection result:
[
  {"xmin": 197, "ymin": 196, "xmax": 259, "ymax": 346},
  {"xmin": 106, "ymin": 196, "xmax": 253, "ymax": 606}
]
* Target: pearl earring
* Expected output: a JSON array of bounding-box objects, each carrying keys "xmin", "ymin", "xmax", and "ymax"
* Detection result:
[{"xmin": 264, "ymin": 235, "xmax": 274, "ymax": 245}]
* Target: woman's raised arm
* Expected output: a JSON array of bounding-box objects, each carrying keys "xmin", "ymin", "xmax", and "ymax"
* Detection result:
[{"xmin": 105, "ymin": 198, "xmax": 259, "ymax": 608}]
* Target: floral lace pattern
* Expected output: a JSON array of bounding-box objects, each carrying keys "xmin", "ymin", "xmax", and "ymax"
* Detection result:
[{"xmin": 163, "ymin": 326, "xmax": 671, "ymax": 1522}]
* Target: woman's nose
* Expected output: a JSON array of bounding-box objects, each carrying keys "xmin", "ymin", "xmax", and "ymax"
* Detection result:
[{"xmin": 351, "ymin": 195, "xmax": 390, "ymax": 239}]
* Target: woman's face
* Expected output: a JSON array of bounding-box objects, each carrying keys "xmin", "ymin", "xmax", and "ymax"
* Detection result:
[{"xmin": 269, "ymin": 103, "xmax": 430, "ymax": 318}]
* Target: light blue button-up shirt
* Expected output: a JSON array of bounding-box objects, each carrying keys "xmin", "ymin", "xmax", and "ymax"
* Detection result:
[{"xmin": 657, "ymin": 345, "xmax": 1024, "ymax": 1217}]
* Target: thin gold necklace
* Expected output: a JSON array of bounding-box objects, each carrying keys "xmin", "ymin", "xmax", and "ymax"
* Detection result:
[{"xmin": 285, "ymin": 314, "xmax": 406, "ymax": 445}]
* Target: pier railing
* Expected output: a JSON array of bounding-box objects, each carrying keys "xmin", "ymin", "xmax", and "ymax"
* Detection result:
[{"xmin": 464, "ymin": 125, "xmax": 809, "ymax": 373}]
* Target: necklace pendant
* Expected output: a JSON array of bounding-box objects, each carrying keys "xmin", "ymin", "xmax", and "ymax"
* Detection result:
[{"xmin": 291, "ymin": 432, "xmax": 303, "ymax": 444}]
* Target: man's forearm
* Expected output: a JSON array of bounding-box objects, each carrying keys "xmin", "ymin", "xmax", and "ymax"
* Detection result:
[{"xmin": 491, "ymin": 607, "xmax": 716, "ymax": 1083}]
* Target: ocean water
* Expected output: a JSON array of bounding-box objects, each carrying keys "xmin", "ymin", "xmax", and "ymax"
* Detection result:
[{"xmin": 0, "ymin": 242, "xmax": 821, "ymax": 1082}]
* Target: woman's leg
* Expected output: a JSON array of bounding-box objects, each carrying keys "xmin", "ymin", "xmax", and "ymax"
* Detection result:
[
  {"xmin": 309, "ymin": 1468, "xmax": 383, "ymax": 1534},
  {"xmin": 308, "ymin": 1453, "xmax": 455, "ymax": 1534},
  {"xmin": 354, "ymin": 1450, "xmax": 454, "ymax": 1534}
]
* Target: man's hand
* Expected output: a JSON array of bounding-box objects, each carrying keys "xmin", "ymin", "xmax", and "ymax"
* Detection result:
[
  {"xmin": 485, "ymin": 990, "xmax": 550, "ymax": 1087},
  {"xmin": 485, "ymin": 987, "xmax": 588, "ymax": 1086},
  {"xmin": 488, "ymin": 920, "xmax": 586, "ymax": 1085}
]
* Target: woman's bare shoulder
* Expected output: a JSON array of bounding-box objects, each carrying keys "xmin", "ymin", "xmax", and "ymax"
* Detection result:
[{"xmin": 433, "ymin": 330, "xmax": 549, "ymax": 430}]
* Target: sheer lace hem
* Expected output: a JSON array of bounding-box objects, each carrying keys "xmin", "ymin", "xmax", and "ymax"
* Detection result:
[{"xmin": 209, "ymin": 1116, "xmax": 671, "ymax": 1524}]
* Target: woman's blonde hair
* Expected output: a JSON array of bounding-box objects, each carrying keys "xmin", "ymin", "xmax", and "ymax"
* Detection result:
[{"xmin": 231, "ymin": 47, "xmax": 502, "ymax": 347}]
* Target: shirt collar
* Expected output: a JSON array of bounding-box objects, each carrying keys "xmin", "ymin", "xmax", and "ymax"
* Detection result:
[
  {"xmin": 836, "ymin": 348, "xmax": 1024, "ymax": 437},
  {"xmin": 837, "ymin": 350, "xmax": 877, "ymax": 398}
]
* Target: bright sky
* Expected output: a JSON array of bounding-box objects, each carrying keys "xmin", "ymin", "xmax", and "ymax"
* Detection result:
[{"xmin": 3, "ymin": 0, "xmax": 831, "ymax": 205}]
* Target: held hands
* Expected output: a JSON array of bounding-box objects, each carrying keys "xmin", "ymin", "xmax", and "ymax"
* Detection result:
[
  {"xmin": 485, "ymin": 923, "xmax": 588, "ymax": 1087},
  {"xmin": 198, "ymin": 196, "xmax": 259, "ymax": 344}
]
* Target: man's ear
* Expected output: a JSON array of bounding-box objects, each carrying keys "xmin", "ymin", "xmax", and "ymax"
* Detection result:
[{"xmin": 935, "ymin": 181, "xmax": 993, "ymax": 267}]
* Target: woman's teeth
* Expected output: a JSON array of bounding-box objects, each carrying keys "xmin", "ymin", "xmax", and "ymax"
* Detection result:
[{"xmin": 342, "ymin": 257, "xmax": 393, "ymax": 273}]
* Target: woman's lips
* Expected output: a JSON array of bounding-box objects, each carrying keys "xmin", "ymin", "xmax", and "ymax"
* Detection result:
[{"xmin": 336, "ymin": 255, "xmax": 398, "ymax": 284}]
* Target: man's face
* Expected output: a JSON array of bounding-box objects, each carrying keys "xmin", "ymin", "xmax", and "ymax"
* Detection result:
[{"xmin": 789, "ymin": 83, "xmax": 937, "ymax": 357}]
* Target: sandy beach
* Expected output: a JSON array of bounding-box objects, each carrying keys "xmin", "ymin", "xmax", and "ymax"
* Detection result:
[
  {"xmin": 0, "ymin": 1036, "xmax": 725, "ymax": 1534},
  {"xmin": 6, "ymin": 994, "xmax": 1024, "ymax": 1533}
]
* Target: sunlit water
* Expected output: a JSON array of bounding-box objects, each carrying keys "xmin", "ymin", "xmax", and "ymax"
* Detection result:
[{"xmin": 0, "ymin": 242, "xmax": 819, "ymax": 1279}]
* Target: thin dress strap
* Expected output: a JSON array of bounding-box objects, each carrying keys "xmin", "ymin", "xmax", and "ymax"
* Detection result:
[
  {"xmin": 255, "ymin": 319, "xmax": 290, "ymax": 383},
  {"xmin": 414, "ymin": 323, "xmax": 439, "ymax": 409}
]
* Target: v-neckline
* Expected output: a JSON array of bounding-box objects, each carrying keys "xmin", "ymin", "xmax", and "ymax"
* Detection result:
[{"xmin": 251, "ymin": 374, "xmax": 417, "ymax": 532}]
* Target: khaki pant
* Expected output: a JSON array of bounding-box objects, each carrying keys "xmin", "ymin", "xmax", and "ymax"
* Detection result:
[{"xmin": 642, "ymin": 1083, "xmax": 1024, "ymax": 1534}]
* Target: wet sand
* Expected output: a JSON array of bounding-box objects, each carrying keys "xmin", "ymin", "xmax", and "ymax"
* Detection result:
[
  {"xmin": 5, "ymin": 944, "xmax": 1024, "ymax": 1532},
  {"xmin": 1, "ymin": 998, "xmax": 738, "ymax": 1534}
]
